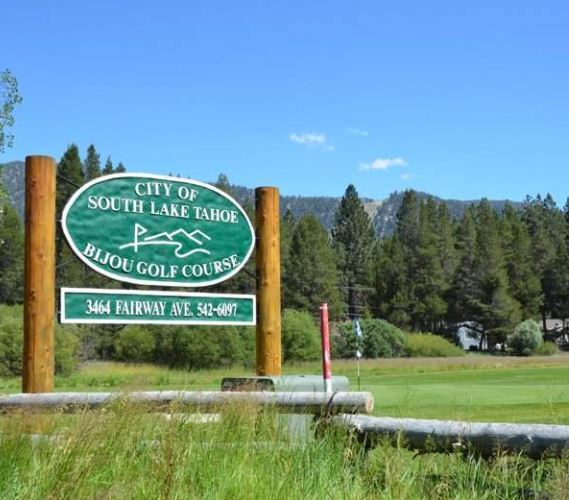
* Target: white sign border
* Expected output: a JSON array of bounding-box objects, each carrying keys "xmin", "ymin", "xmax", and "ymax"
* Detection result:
[
  {"xmin": 61, "ymin": 173, "xmax": 256, "ymax": 288},
  {"xmin": 60, "ymin": 287, "xmax": 257, "ymax": 326}
]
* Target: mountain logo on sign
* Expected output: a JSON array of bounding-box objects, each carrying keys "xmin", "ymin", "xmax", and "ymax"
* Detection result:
[{"xmin": 119, "ymin": 223, "xmax": 212, "ymax": 258}]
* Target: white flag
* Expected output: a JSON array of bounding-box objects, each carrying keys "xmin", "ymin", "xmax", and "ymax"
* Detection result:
[
  {"xmin": 353, "ymin": 319, "xmax": 363, "ymax": 337},
  {"xmin": 356, "ymin": 350, "xmax": 362, "ymax": 359}
]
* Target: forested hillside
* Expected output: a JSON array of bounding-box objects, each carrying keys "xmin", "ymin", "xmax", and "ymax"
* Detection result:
[{"xmin": 0, "ymin": 160, "xmax": 520, "ymax": 236}]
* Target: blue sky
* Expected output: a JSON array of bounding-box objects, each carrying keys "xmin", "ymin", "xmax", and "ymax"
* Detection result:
[{"xmin": 3, "ymin": 1, "xmax": 568, "ymax": 202}]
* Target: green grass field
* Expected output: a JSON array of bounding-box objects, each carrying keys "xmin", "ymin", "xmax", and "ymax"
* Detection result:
[
  {"xmin": 3, "ymin": 354, "xmax": 568, "ymax": 423},
  {"xmin": 2, "ymin": 355, "xmax": 569, "ymax": 498},
  {"xmin": 335, "ymin": 356, "xmax": 569, "ymax": 424}
]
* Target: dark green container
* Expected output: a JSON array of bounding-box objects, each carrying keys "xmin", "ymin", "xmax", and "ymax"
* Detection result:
[{"xmin": 221, "ymin": 375, "xmax": 350, "ymax": 393}]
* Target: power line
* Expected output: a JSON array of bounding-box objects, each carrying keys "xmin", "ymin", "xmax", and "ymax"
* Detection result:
[{"xmin": 56, "ymin": 173, "xmax": 81, "ymax": 189}]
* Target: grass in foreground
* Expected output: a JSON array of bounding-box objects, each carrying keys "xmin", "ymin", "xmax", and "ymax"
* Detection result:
[
  {"xmin": 1, "ymin": 402, "xmax": 569, "ymax": 499},
  {"xmin": 2, "ymin": 358, "xmax": 569, "ymax": 498}
]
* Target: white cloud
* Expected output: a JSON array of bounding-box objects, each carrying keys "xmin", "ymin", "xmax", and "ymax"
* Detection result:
[
  {"xmin": 401, "ymin": 173, "xmax": 412, "ymax": 180},
  {"xmin": 289, "ymin": 132, "xmax": 326, "ymax": 145},
  {"xmin": 359, "ymin": 157, "xmax": 407, "ymax": 171},
  {"xmin": 347, "ymin": 128, "xmax": 369, "ymax": 137}
]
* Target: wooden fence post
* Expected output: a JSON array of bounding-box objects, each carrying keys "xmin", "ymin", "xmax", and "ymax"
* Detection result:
[
  {"xmin": 23, "ymin": 155, "xmax": 56, "ymax": 393},
  {"xmin": 255, "ymin": 187, "xmax": 281, "ymax": 376}
]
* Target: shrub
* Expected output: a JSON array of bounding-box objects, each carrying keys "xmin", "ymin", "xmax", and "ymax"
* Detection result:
[
  {"xmin": 150, "ymin": 324, "xmax": 255, "ymax": 370},
  {"xmin": 535, "ymin": 341, "xmax": 559, "ymax": 356},
  {"xmin": 0, "ymin": 304, "xmax": 79, "ymax": 376},
  {"xmin": 405, "ymin": 333, "xmax": 465, "ymax": 358},
  {"xmin": 281, "ymin": 309, "xmax": 320, "ymax": 362},
  {"xmin": 0, "ymin": 304, "xmax": 23, "ymax": 376},
  {"xmin": 507, "ymin": 319, "xmax": 542, "ymax": 356},
  {"xmin": 115, "ymin": 326, "xmax": 156, "ymax": 363},
  {"xmin": 333, "ymin": 319, "xmax": 407, "ymax": 359}
]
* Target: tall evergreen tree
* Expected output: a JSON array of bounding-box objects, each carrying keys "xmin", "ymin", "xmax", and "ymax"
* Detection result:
[
  {"xmin": 564, "ymin": 198, "xmax": 569, "ymax": 237},
  {"xmin": 384, "ymin": 192, "xmax": 449, "ymax": 332},
  {"xmin": 332, "ymin": 184, "xmax": 375, "ymax": 318},
  {"xmin": 448, "ymin": 206, "xmax": 478, "ymax": 325},
  {"xmin": 83, "ymin": 144, "xmax": 101, "ymax": 180},
  {"xmin": 555, "ymin": 199, "xmax": 569, "ymax": 322},
  {"xmin": 522, "ymin": 194, "xmax": 567, "ymax": 328},
  {"xmin": 435, "ymin": 202, "xmax": 457, "ymax": 286},
  {"xmin": 284, "ymin": 214, "xmax": 342, "ymax": 318},
  {"xmin": 371, "ymin": 236, "xmax": 412, "ymax": 326},
  {"xmin": 412, "ymin": 197, "xmax": 447, "ymax": 332},
  {"xmin": 115, "ymin": 161, "xmax": 126, "ymax": 173},
  {"xmin": 501, "ymin": 203, "xmax": 542, "ymax": 319},
  {"xmin": 214, "ymin": 173, "xmax": 231, "ymax": 193},
  {"xmin": 56, "ymin": 144, "xmax": 85, "ymax": 288},
  {"xmin": 102, "ymin": 156, "xmax": 114, "ymax": 175},
  {"xmin": 471, "ymin": 200, "xmax": 521, "ymax": 346},
  {"xmin": 395, "ymin": 190, "xmax": 420, "ymax": 250},
  {"xmin": 392, "ymin": 191, "xmax": 421, "ymax": 326},
  {"xmin": 57, "ymin": 144, "xmax": 85, "ymax": 217}
]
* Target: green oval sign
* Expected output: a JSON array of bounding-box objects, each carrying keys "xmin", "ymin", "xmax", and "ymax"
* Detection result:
[{"xmin": 62, "ymin": 174, "xmax": 255, "ymax": 287}]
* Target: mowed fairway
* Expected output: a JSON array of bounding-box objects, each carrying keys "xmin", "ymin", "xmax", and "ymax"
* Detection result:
[
  {"xmin": 327, "ymin": 356, "xmax": 569, "ymax": 424},
  {"xmin": 2, "ymin": 355, "xmax": 568, "ymax": 424}
]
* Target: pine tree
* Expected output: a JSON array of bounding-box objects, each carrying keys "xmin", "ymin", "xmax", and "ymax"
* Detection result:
[
  {"xmin": 215, "ymin": 173, "xmax": 231, "ymax": 194},
  {"xmin": 448, "ymin": 207, "xmax": 479, "ymax": 326},
  {"xmin": 501, "ymin": 203, "xmax": 542, "ymax": 319},
  {"xmin": 115, "ymin": 162, "xmax": 126, "ymax": 173},
  {"xmin": 371, "ymin": 236, "xmax": 411, "ymax": 326},
  {"xmin": 386, "ymin": 192, "xmax": 450, "ymax": 332},
  {"xmin": 564, "ymin": 198, "xmax": 569, "ymax": 236},
  {"xmin": 395, "ymin": 190, "xmax": 420, "ymax": 250},
  {"xmin": 83, "ymin": 144, "xmax": 101, "ymax": 180},
  {"xmin": 57, "ymin": 144, "xmax": 85, "ymax": 217},
  {"xmin": 472, "ymin": 200, "xmax": 521, "ymax": 346},
  {"xmin": 435, "ymin": 202, "xmax": 457, "ymax": 286},
  {"xmin": 56, "ymin": 144, "xmax": 86, "ymax": 288},
  {"xmin": 554, "ymin": 200, "xmax": 569, "ymax": 322},
  {"xmin": 103, "ymin": 156, "xmax": 114, "ymax": 175},
  {"xmin": 284, "ymin": 214, "xmax": 342, "ymax": 318},
  {"xmin": 390, "ymin": 190, "xmax": 420, "ymax": 328},
  {"xmin": 412, "ymin": 197, "xmax": 447, "ymax": 332},
  {"xmin": 523, "ymin": 194, "xmax": 567, "ymax": 328},
  {"xmin": 332, "ymin": 184, "xmax": 375, "ymax": 318}
]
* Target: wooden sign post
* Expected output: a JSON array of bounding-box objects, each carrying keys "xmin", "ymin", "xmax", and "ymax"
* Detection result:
[
  {"xmin": 255, "ymin": 187, "xmax": 281, "ymax": 376},
  {"xmin": 23, "ymin": 156, "xmax": 56, "ymax": 393}
]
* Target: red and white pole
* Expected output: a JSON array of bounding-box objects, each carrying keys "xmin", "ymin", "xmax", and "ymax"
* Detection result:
[{"xmin": 319, "ymin": 303, "xmax": 332, "ymax": 394}]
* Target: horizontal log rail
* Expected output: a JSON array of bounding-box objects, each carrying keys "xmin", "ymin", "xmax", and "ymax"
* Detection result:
[
  {"xmin": 0, "ymin": 391, "xmax": 374, "ymax": 415},
  {"xmin": 335, "ymin": 415, "xmax": 569, "ymax": 458}
]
